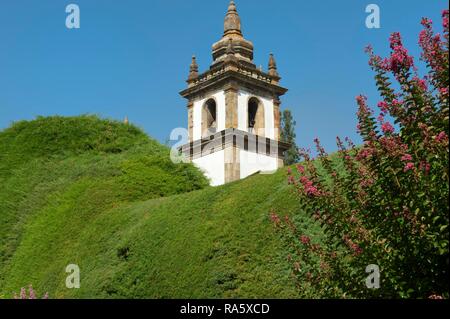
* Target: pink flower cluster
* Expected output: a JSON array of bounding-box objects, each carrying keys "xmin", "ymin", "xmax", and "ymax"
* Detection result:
[
  {"xmin": 356, "ymin": 144, "xmax": 375, "ymax": 161},
  {"xmin": 376, "ymin": 104, "xmax": 392, "ymax": 131},
  {"xmin": 413, "ymin": 76, "xmax": 428, "ymax": 91},
  {"xmin": 404, "ymin": 162, "xmax": 415, "ymax": 172},
  {"xmin": 384, "ymin": 32, "xmax": 415, "ymax": 74},
  {"xmin": 296, "ymin": 164, "xmax": 305, "ymax": 174},
  {"xmin": 270, "ymin": 211, "xmax": 281, "ymax": 227},
  {"xmin": 401, "ymin": 154, "xmax": 413, "ymax": 162},
  {"xmin": 381, "ymin": 122, "xmax": 395, "ymax": 134},
  {"xmin": 356, "ymin": 95, "xmax": 373, "ymax": 118},
  {"xmin": 443, "ymin": 9, "xmax": 449, "ymax": 30},
  {"xmin": 379, "ymin": 136, "xmax": 408, "ymax": 157},
  {"xmin": 299, "ymin": 176, "xmax": 321, "ymax": 197},
  {"xmin": 300, "ymin": 235, "xmax": 311, "ymax": 245},
  {"xmin": 377, "ymin": 101, "xmax": 389, "ymax": 113},
  {"xmin": 343, "ymin": 235, "xmax": 363, "ymax": 256},
  {"xmin": 440, "ymin": 87, "xmax": 449, "ymax": 97},
  {"xmin": 360, "ymin": 177, "xmax": 374, "ymax": 189},
  {"xmin": 419, "ymin": 14, "xmax": 448, "ymax": 76},
  {"xmin": 13, "ymin": 285, "xmax": 48, "ymax": 299},
  {"xmin": 314, "ymin": 138, "xmax": 328, "ymax": 158},
  {"xmin": 435, "ymin": 131, "xmax": 448, "ymax": 144}
]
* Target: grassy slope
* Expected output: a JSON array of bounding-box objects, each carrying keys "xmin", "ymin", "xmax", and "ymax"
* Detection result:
[{"xmin": 0, "ymin": 116, "xmax": 317, "ymax": 298}]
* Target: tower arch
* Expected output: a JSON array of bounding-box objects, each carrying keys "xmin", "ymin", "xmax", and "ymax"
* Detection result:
[
  {"xmin": 247, "ymin": 97, "xmax": 265, "ymax": 137},
  {"xmin": 202, "ymin": 98, "xmax": 218, "ymax": 137}
]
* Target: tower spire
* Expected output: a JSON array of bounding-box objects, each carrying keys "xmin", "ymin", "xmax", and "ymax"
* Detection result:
[
  {"xmin": 224, "ymin": 0, "xmax": 242, "ymax": 37},
  {"xmin": 211, "ymin": 1, "xmax": 254, "ymax": 66}
]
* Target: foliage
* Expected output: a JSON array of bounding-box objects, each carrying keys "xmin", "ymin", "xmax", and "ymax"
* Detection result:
[
  {"xmin": 0, "ymin": 115, "xmax": 304, "ymax": 298},
  {"xmin": 0, "ymin": 115, "xmax": 148, "ymax": 175},
  {"xmin": 0, "ymin": 115, "xmax": 208, "ymax": 293},
  {"xmin": 281, "ymin": 109, "xmax": 300, "ymax": 165},
  {"xmin": 272, "ymin": 10, "xmax": 449, "ymax": 298}
]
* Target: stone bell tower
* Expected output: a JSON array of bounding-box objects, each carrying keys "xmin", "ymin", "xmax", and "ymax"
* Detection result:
[{"xmin": 180, "ymin": 0, "xmax": 289, "ymax": 186}]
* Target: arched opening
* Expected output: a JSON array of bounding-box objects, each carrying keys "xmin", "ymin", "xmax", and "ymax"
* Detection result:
[
  {"xmin": 248, "ymin": 97, "xmax": 265, "ymax": 136},
  {"xmin": 202, "ymin": 98, "xmax": 217, "ymax": 137}
]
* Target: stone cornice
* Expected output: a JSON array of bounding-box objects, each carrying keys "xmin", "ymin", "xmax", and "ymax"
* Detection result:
[
  {"xmin": 180, "ymin": 128, "xmax": 291, "ymax": 160},
  {"xmin": 180, "ymin": 62, "xmax": 288, "ymax": 101}
]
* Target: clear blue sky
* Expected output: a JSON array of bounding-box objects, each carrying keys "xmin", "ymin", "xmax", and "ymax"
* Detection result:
[{"xmin": 0, "ymin": 0, "xmax": 447, "ymax": 152}]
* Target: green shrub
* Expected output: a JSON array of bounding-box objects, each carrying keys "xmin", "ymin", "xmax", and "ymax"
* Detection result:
[{"xmin": 272, "ymin": 10, "xmax": 449, "ymax": 298}]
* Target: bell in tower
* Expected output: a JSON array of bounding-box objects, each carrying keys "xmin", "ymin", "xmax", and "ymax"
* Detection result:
[{"xmin": 180, "ymin": 0, "xmax": 290, "ymax": 186}]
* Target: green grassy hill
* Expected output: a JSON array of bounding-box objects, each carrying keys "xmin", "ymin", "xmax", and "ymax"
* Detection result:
[{"xmin": 0, "ymin": 116, "xmax": 317, "ymax": 298}]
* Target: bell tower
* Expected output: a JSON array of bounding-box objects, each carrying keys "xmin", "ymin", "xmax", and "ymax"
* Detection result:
[{"xmin": 180, "ymin": 1, "xmax": 289, "ymax": 186}]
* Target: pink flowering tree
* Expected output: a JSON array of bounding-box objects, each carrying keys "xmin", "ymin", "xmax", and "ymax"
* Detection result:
[{"xmin": 272, "ymin": 10, "xmax": 449, "ymax": 298}]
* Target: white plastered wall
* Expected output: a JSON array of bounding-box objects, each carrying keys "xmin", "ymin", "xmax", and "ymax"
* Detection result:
[
  {"xmin": 239, "ymin": 150, "xmax": 278, "ymax": 179},
  {"xmin": 192, "ymin": 150, "xmax": 225, "ymax": 186}
]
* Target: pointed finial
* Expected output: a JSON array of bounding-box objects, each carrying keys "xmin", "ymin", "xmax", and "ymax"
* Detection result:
[
  {"xmin": 229, "ymin": 0, "xmax": 237, "ymax": 11},
  {"xmin": 188, "ymin": 55, "xmax": 199, "ymax": 81},
  {"xmin": 224, "ymin": 0, "xmax": 242, "ymax": 37},
  {"xmin": 268, "ymin": 53, "xmax": 279, "ymax": 77}
]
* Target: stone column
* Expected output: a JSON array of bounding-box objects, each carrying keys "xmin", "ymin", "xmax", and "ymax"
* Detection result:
[
  {"xmin": 273, "ymin": 97, "xmax": 281, "ymax": 141},
  {"xmin": 224, "ymin": 83, "xmax": 238, "ymax": 129},
  {"xmin": 187, "ymin": 101, "xmax": 194, "ymax": 142},
  {"xmin": 224, "ymin": 143, "xmax": 240, "ymax": 183}
]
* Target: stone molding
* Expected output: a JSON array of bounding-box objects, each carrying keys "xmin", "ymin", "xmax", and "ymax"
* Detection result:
[
  {"xmin": 180, "ymin": 128, "xmax": 290, "ymax": 162},
  {"xmin": 180, "ymin": 61, "xmax": 287, "ymax": 101}
]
